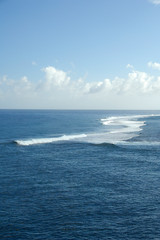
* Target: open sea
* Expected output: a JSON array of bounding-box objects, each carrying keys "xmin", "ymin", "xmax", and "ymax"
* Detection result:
[{"xmin": 1, "ymin": 109, "xmax": 160, "ymax": 240}]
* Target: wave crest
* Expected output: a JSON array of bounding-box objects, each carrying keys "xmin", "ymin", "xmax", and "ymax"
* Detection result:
[{"xmin": 15, "ymin": 134, "xmax": 87, "ymax": 146}]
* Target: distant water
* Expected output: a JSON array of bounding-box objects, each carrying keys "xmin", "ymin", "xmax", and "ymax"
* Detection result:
[{"xmin": 1, "ymin": 110, "xmax": 160, "ymax": 239}]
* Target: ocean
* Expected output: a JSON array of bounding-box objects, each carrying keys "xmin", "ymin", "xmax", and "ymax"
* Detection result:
[{"xmin": 1, "ymin": 109, "xmax": 160, "ymax": 240}]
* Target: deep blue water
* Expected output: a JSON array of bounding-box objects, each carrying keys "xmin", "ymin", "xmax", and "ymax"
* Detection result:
[{"xmin": 1, "ymin": 110, "xmax": 160, "ymax": 239}]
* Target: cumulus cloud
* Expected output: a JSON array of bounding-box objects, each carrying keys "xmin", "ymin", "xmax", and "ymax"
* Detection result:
[
  {"xmin": 149, "ymin": 0, "xmax": 160, "ymax": 5},
  {"xmin": 0, "ymin": 75, "xmax": 33, "ymax": 95},
  {"xmin": 13, "ymin": 76, "xmax": 33, "ymax": 94},
  {"xmin": 1, "ymin": 64, "xmax": 160, "ymax": 109},
  {"xmin": 42, "ymin": 66, "xmax": 70, "ymax": 90},
  {"xmin": 116, "ymin": 71, "xmax": 154, "ymax": 94},
  {"xmin": 148, "ymin": 61, "xmax": 160, "ymax": 70},
  {"xmin": 83, "ymin": 79, "xmax": 112, "ymax": 94},
  {"xmin": 40, "ymin": 64, "xmax": 160, "ymax": 97}
]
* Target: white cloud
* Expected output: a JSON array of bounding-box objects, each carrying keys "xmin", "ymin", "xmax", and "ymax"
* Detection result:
[
  {"xmin": 126, "ymin": 64, "xmax": 134, "ymax": 69},
  {"xmin": 0, "ymin": 76, "xmax": 33, "ymax": 95},
  {"xmin": 14, "ymin": 76, "xmax": 32, "ymax": 94},
  {"xmin": 1, "ymin": 64, "xmax": 160, "ymax": 109},
  {"xmin": 148, "ymin": 61, "xmax": 160, "ymax": 70},
  {"xmin": 118, "ymin": 71, "xmax": 153, "ymax": 94},
  {"xmin": 42, "ymin": 66, "xmax": 70, "ymax": 90},
  {"xmin": 149, "ymin": 0, "xmax": 160, "ymax": 5},
  {"xmin": 83, "ymin": 78, "xmax": 112, "ymax": 94}
]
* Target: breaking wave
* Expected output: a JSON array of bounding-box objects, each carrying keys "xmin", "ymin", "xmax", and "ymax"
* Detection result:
[
  {"xmin": 101, "ymin": 114, "xmax": 157, "ymax": 134},
  {"xmin": 15, "ymin": 134, "xmax": 87, "ymax": 146},
  {"xmin": 98, "ymin": 114, "xmax": 159, "ymax": 144},
  {"xmin": 14, "ymin": 114, "xmax": 160, "ymax": 146}
]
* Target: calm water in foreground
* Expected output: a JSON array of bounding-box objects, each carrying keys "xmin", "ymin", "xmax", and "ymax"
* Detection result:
[{"xmin": 1, "ymin": 110, "xmax": 160, "ymax": 240}]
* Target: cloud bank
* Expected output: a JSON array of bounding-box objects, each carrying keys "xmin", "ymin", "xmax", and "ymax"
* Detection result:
[{"xmin": 1, "ymin": 63, "xmax": 160, "ymax": 109}]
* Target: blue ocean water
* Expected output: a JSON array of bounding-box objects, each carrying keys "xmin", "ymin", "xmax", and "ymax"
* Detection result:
[{"xmin": 1, "ymin": 110, "xmax": 160, "ymax": 239}]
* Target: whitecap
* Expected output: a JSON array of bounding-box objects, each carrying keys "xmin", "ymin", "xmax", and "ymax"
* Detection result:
[
  {"xmin": 98, "ymin": 114, "xmax": 160, "ymax": 144},
  {"xmin": 15, "ymin": 134, "xmax": 87, "ymax": 146}
]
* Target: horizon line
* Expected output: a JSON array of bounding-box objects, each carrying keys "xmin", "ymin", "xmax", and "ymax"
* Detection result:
[{"xmin": 0, "ymin": 108, "xmax": 160, "ymax": 111}]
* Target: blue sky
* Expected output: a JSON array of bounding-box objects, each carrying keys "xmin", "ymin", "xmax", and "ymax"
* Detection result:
[{"xmin": 1, "ymin": 0, "xmax": 160, "ymax": 109}]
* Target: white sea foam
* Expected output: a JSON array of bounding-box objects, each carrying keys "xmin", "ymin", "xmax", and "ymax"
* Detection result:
[
  {"xmin": 15, "ymin": 114, "xmax": 160, "ymax": 146},
  {"xmin": 99, "ymin": 114, "xmax": 160, "ymax": 144},
  {"xmin": 15, "ymin": 134, "xmax": 87, "ymax": 146},
  {"xmin": 101, "ymin": 114, "xmax": 154, "ymax": 132}
]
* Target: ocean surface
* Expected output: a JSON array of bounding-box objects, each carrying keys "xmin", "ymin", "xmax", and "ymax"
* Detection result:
[{"xmin": 1, "ymin": 110, "xmax": 160, "ymax": 240}]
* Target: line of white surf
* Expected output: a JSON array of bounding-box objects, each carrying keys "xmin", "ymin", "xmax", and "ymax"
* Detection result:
[
  {"xmin": 15, "ymin": 134, "xmax": 87, "ymax": 146},
  {"xmin": 101, "ymin": 114, "xmax": 155, "ymax": 133},
  {"xmin": 99, "ymin": 114, "xmax": 159, "ymax": 144},
  {"xmin": 15, "ymin": 114, "xmax": 160, "ymax": 146}
]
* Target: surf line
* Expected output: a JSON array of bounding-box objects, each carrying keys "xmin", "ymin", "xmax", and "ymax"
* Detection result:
[
  {"xmin": 15, "ymin": 134, "xmax": 87, "ymax": 146},
  {"xmin": 99, "ymin": 114, "xmax": 158, "ymax": 144}
]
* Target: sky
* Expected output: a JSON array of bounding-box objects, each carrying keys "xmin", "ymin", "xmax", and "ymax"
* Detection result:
[{"xmin": 1, "ymin": 0, "xmax": 160, "ymax": 109}]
